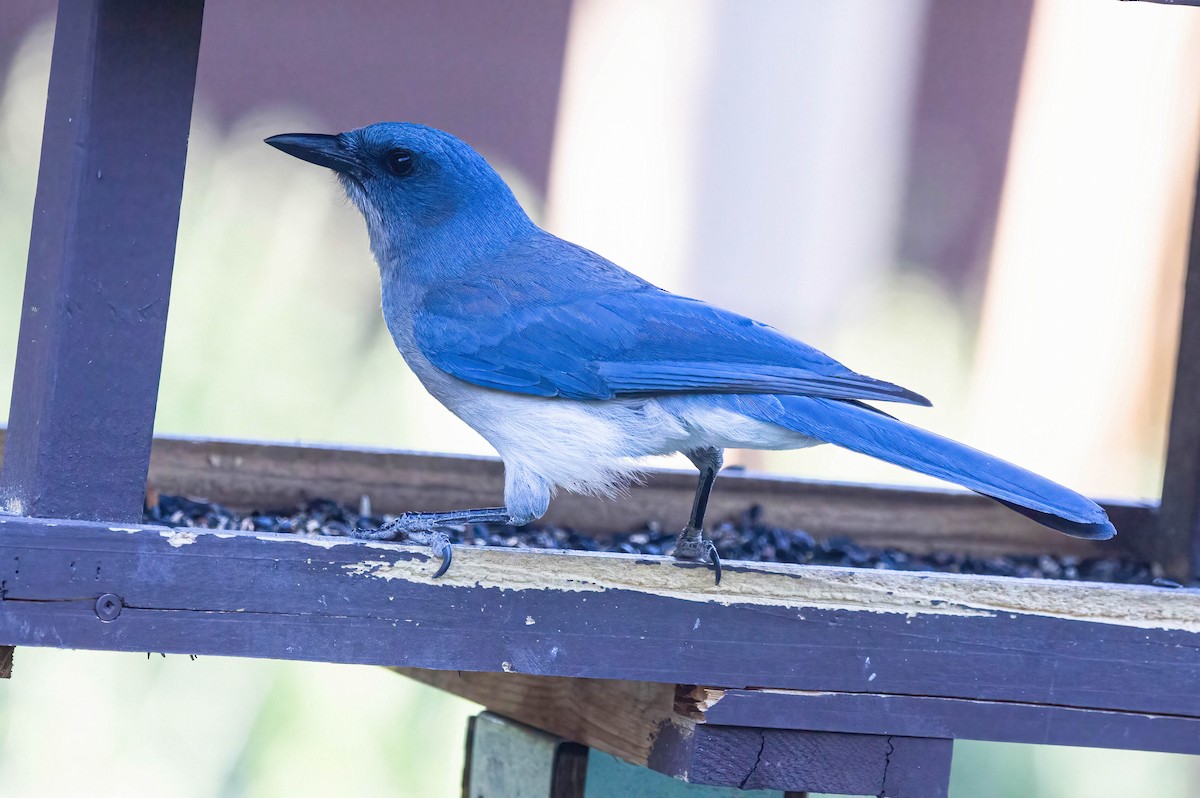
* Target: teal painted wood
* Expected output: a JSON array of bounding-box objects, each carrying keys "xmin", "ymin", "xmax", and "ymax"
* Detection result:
[
  {"xmin": 585, "ymin": 750, "xmax": 785, "ymax": 797},
  {"xmin": 464, "ymin": 713, "xmax": 586, "ymax": 798}
]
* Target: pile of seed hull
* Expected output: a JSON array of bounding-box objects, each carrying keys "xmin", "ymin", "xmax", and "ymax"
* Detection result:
[{"xmin": 145, "ymin": 494, "xmax": 1175, "ymax": 586}]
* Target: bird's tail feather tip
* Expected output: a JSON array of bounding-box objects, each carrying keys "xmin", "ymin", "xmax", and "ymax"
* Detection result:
[
  {"xmin": 996, "ymin": 500, "xmax": 1117, "ymax": 541},
  {"xmin": 745, "ymin": 395, "xmax": 1119, "ymax": 542}
]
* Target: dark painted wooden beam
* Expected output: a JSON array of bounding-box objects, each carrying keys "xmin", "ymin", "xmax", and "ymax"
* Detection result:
[
  {"xmin": 654, "ymin": 726, "xmax": 951, "ymax": 798},
  {"xmin": 687, "ymin": 687, "xmax": 1200, "ymax": 756},
  {"xmin": 396, "ymin": 669, "xmax": 1200, "ymax": 759},
  {"xmin": 0, "ymin": 0, "xmax": 204, "ymax": 522},
  {"xmin": 1156, "ymin": 142, "xmax": 1200, "ymax": 581},
  {"xmin": 0, "ymin": 516, "xmax": 1196, "ymax": 718}
]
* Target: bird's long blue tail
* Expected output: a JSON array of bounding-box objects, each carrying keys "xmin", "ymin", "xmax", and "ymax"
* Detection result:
[{"xmin": 734, "ymin": 394, "xmax": 1116, "ymax": 540}]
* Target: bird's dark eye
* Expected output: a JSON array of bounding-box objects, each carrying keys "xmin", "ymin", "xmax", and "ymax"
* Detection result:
[{"xmin": 385, "ymin": 148, "xmax": 415, "ymax": 177}]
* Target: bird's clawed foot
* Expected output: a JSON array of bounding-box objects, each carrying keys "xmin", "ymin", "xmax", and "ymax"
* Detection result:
[
  {"xmin": 349, "ymin": 513, "xmax": 454, "ymax": 578},
  {"xmin": 408, "ymin": 530, "xmax": 453, "ymax": 578},
  {"xmin": 673, "ymin": 526, "xmax": 722, "ymax": 585}
]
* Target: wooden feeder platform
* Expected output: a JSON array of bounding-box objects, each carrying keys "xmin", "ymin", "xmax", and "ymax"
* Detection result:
[
  {"xmin": 4, "ymin": 432, "xmax": 1197, "ymax": 795},
  {"xmin": 2, "ymin": 2, "xmax": 1200, "ymax": 796}
]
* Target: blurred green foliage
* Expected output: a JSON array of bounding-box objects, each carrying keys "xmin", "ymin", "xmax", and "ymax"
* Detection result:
[{"xmin": 0, "ymin": 647, "xmax": 478, "ymax": 798}]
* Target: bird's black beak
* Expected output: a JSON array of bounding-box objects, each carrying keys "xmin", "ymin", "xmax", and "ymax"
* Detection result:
[{"xmin": 265, "ymin": 133, "xmax": 359, "ymax": 174}]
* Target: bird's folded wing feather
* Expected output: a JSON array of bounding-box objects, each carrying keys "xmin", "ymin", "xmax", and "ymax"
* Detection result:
[{"xmin": 414, "ymin": 285, "xmax": 930, "ymax": 406}]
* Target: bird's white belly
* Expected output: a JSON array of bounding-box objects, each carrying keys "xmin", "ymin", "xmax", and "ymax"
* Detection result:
[
  {"xmin": 393, "ymin": 331, "xmax": 819, "ymax": 520},
  {"xmin": 413, "ymin": 357, "xmax": 810, "ymax": 507},
  {"xmin": 422, "ymin": 365, "xmax": 685, "ymax": 490}
]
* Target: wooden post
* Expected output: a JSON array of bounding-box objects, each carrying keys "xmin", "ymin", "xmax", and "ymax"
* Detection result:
[
  {"xmin": 0, "ymin": 0, "xmax": 204, "ymax": 522},
  {"xmin": 462, "ymin": 713, "xmax": 588, "ymax": 798},
  {"xmin": 462, "ymin": 712, "xmax": 806, "ymax": 798},
  {"xmin": 1156, "ymin": 143, "xmax": 1200, "ymax": 581}
]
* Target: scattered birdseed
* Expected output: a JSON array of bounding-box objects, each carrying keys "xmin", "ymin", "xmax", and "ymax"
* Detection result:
[{"xmin": 145, "ymin": 495, "xmax": 1174, "ymax": 586}]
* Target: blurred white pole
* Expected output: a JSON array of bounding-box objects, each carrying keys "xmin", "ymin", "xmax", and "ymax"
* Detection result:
[
  {"xmin": 682, "ymin": 1, "xmax": 928, "ymax": 335},
  {"xmin": 969, "ymin": 0, "xmax": 1200, "ymax": 498},
  {"xmin": 548, "ymin": 0, "xmax": 930, "ymax": 472},
  {"xmin": 548, "ymin": 0, "xmax": 928, "ymax": 331},
  {"xmin": 547, "ymin": 0, "xmax": 719, "ymax": 290}
]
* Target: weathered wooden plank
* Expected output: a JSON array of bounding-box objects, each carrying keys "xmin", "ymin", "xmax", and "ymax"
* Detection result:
[
  {"xmin": 396, "ymin": 669, "xmax": 680, "ymax": 768},
  {"xmin": 0, "ymin": 1, "xmax": 204, "ymax": 522},
  {"xmin": 0, "ymin": 516, "xmax": 1197, "ymax": 718},
  {"xmin": 52, "ymin": 431, "xmax": 1146, "ymax": 559},
  {"xmin": 1155, "ymin": 147, "xmax": 1200, "ymax": 581},
  {"xmin": 685, "ymin": 688, "xmax": 1200, "ymax": 756}
]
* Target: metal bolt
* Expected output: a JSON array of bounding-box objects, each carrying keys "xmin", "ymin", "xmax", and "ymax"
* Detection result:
[{"xmin": 94, "ymin": 593, "xmax": 122, "ymax": 622}]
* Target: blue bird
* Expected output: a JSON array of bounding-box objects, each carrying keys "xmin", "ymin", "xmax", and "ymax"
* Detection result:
[{"xmin": 266, "ymin": 122, "xmax": 1116, "ymax": 582}]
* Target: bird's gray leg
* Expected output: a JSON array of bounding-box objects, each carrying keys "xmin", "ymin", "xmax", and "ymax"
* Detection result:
[
  {"xmin": 674, "ymin": 447, "xmax": 724, "ymax": 584},
  {"xmin": 350, "ymin": 507, "xmax": 512, "ymax": 578}
]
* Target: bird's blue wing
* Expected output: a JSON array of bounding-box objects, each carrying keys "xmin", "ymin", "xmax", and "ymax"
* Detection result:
[{"xmin": 414, "ymin": 283, "xmax": 930, "ymax": 405}]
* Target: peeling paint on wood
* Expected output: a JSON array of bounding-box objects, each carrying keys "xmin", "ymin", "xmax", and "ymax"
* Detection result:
[
  {"xmin": 161, "ymin": 530, "xmax": 198, "ymax": 547},
  {"xmin": 1, "ymin": 516, "xmax": 1198, "ymax": 717},
  {"xmin": 340, "ymin": 545, "xmax": 1200, "ymax": 632}
]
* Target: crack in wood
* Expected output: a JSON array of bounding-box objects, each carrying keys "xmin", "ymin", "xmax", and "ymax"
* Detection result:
[
  {"xmin": 2, "ymin": 592, "xmax": 365, "ymax": 621},
  {"xmin": 880, "ymin": 735, "xmax": 895, "ymax": 797},
  {"xmin": 1, "ymin": 595, "xmax": 98, "ymax": 604},
  {"xmin": 739, "ymin": 730, "xmax": 767, "ymax": 790}
]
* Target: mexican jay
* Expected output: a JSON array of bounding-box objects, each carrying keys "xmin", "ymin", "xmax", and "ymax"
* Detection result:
[{"xmin": 266, "ymin": 122, "xmax": 1116, "ymax": 582}]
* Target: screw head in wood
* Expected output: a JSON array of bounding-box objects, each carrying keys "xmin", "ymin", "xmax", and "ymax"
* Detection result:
[{"xmin": 95, "ymin": 593, "xmax": 123, "ymax": 622}]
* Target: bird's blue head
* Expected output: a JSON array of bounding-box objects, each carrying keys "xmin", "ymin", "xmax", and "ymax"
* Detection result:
[{"xmin": 266, "ymin": 122, "xmax": 534, "ymax": 269}]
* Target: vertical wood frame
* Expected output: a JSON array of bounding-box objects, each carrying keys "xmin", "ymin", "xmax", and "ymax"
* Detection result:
[
  {"xmin": 1157, "ymin": 151, "xmax": 1200, "ymax": 580},
  {"xmin": 0, "ymin": 0, "xmax": 204, "ymax": 522}
]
